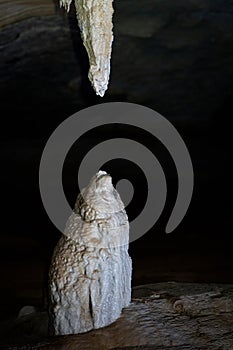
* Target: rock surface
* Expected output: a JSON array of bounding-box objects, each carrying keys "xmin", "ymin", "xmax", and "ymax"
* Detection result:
[
  {"xmin": 0, "ymin": 0, "xmax": 55, "ymax": 27},
  {"xmin": 1, "ymin": 282, "xmax": 233, "ymax": 349},
  {"xmin": 49, "ymin": 171, "xmax": 132, "ymax": 335},
  {"xmin": 60, "ymin": 0, "xmax": 114, "ymax": 96}
]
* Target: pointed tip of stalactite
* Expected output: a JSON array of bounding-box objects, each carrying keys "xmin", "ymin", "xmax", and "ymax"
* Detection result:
[
  {"xmin": 90, "ymin": 77, "xmax": 109, "ymax": 98},
  {"xmin": 94, "ymin": 85, "xmax": 107, "ymax": 97},
  {"xmin": 96, "ymin": 89, "xmax": 106, "ymax": 98}
]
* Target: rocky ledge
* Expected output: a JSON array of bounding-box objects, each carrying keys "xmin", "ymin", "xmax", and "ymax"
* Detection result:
[{"xmin": 1, "ymin": 282, "xmax": 233, "ymax": 349}]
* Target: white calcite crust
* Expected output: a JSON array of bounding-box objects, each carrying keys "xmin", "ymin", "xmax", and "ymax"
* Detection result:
[
  {"xmin": 49, "ymin": 171, "xmax": 132, "ymax": 335},
  {"xmin": 60, "ymin": 0, "xmax": 114, "ymax": 97}
]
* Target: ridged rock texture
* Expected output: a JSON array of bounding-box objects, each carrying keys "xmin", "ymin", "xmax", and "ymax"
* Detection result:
[
  {"xmin": 60, "ymin": 0, "xmax": 114, "ymax": 97},
  {"xmin": 1, "ymin": 283, "xmax": 233, "ymax": 349},
  {"xmin": 49, "ymin": 171, "xmax": 132, "ymax": 335}
]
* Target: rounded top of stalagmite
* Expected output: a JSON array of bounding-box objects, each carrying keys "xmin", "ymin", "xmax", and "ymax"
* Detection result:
[{"xmin": 79, "ymin": 170, "xmax": 125, "ymax": 215}]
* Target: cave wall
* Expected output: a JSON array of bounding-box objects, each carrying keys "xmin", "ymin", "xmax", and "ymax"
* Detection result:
[{"xmin": 0, "ymin": 0, "xmax": 232, "ymax": 321}]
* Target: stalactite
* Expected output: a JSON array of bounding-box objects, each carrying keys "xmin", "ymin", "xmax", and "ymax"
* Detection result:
[{"xmin": 60, "ymin": 0, "xmax": 114, "ymax": 97}]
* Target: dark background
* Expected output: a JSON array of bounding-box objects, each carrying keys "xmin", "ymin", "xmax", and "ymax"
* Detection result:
[{"xmin": 0, "ymin": 0, "xmax": 232, "ymax": 322}]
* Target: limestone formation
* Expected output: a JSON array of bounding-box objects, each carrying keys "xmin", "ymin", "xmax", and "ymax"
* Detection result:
[
  {"xmin": 49, "ymin": 171, "xmax": 132, "ymax": 335},
  {"xmin": 60, "ymin": 0, "xmax": 114, "ymax": 97}
]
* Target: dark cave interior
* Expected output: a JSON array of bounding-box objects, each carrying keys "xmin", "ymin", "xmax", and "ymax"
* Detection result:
[{"xmin": 0, "ymin": 0, "xmax": 232, "ymax": 348}]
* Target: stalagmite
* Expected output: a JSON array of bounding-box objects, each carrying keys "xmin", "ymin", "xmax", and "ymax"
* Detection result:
[
  {"xmin": 60, "ymin": 0, "xmax": 114, "ymax": 97},
  {"xmin": 49, "ymin": 171, "xmax": 132, "ymax": 335}
]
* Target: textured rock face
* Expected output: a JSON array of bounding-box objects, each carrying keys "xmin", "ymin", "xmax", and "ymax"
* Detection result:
[
  {"xmin": 2, "ymin": 283, "xmax": 233, "ymax": 349},
  {"xmin": 0, "ymin": 0, "xmax": 54, "ymax": 27},
  {"xmin": 49, "ymin": 171, "xmax": 132, "ymax": 335},
  {"xmin": 60, "ymin": 0, "xmax": 114, "ymax": 97}
]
